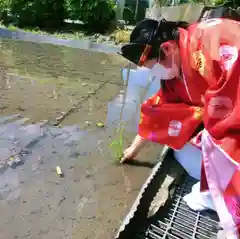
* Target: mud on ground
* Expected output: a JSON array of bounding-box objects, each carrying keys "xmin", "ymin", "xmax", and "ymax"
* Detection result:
[{"xmin": 0, "ymin": 38, "xmax": 163, "ymax": 239}]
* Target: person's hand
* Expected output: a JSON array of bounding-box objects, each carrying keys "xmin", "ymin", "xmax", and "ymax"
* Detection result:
[
  {"xmin": 120, "ymin": 147, "xmax": 137, "ymax": 163},
  {"xmin": 120, "ymin": 135, "xmax": 146, "ymax": 163}
]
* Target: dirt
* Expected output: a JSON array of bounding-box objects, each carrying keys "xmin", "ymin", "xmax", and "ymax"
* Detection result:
[
  {"xmin": 0, "ymin": 38, "xmax": 163, "ymax": 239},
  {"xmin": 0, "ymin": 38, "xmax": 125, "ymax": 123}
]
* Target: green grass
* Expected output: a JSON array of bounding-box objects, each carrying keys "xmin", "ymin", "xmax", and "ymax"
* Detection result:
[{"xmin": 109, "ymin": 125, "xmax": 124, "ymax": 161}]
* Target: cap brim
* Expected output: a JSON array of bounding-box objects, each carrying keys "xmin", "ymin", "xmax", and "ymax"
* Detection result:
[{"xmin": 119, "ymin": 43, "xmax": 146, "ymax": 65}]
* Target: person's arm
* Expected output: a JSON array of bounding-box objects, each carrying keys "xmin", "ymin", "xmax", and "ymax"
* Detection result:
[
  {"xmin": 121, "ymin": 74, "xmax": 198, "ymax": 163},
  {"xmin": 120, "ymin": 134, "xmax": 147, "ymax": 163}
]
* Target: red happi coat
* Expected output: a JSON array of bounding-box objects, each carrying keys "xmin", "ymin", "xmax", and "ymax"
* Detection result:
[
  {"xmin": 138, "ymin": 78, "xmax": 204, "ymax": 149},
  {"xmin": 139, "ymin": 18, "xmax": 240, "ymax": 158},
  {"xmin": 139, "ymin": 18, "xmax": 240, "ymax": 234},
  {"xmin": 138, "ymin": 23, "xmax": 208, "ymax": 149}
]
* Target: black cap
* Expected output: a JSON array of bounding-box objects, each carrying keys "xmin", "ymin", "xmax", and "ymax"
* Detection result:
[
  {"xmin": 119, "ymin": 19, "xmax": 167, "ymax": 65},
  {"xmin": 130, "ymin": 18, "xmax": 160, "ymax": 44},
  {"xmin": 119, "ymin": 18, "xmax": 189, "ymax": 65}
]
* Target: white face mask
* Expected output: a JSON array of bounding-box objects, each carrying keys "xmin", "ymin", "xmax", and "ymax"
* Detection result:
[{"xmin": 150, "ymin": 62, "xmax": 179, "ymax": 80}]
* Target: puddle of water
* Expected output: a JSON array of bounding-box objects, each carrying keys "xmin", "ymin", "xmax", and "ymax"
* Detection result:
[
  {"xmin": 106, "ymin": 67, "xmax": 160, "ymax": 132},
  {"xmin": 0, "ymin": 39, "xmax": 126, "ymax": 123},
  {"xmin": 0, "ymin": 114, "xmax": 161, "ymax": 239},
  {"xmin": 0, "ymin": 39, "xmax": 162, "ymax": 239}
]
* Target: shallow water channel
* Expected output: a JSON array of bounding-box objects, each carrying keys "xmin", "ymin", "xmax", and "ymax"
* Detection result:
[{"xmin": 0, "ymin": 38, "xmax": 163, "ymax": 239}]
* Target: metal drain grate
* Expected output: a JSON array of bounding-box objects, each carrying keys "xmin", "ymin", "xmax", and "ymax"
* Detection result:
[{"xmin": 136, "ymin": 176, "xmax": 219, "ymax": 239}]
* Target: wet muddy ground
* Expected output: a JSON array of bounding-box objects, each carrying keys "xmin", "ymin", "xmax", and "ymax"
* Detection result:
[{"xmin": 0, "ymin": 38, "xmax": 163, "ymax": 239}]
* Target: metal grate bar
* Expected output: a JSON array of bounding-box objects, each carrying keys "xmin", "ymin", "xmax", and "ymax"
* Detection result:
[
  {"xmin": 160, "ymin": 218, "xmax": 194, "ymax": 236},
  {"xmin": 161, "ymin": 178, "xmax": 187, "ymax": 239},
  {"xmin": 169, "ymin": 203, "xmax": 218, "ymax": 225},
  {"xmin": 167, "ymin": 208, "xmax": 219, "ymax": 228},
  {"xmin": 135, "ymin": 175, "xmax": 219, "ymax": 239}
]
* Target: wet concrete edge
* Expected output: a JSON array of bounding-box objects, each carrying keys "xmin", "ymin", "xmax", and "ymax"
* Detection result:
[
  {"xmin": 115, "ymin": 146, "xmax": 185, "ymax": 239},
  {"xmin": 0, "ymin": 27, "xmax": 121, "ymax": 53}
]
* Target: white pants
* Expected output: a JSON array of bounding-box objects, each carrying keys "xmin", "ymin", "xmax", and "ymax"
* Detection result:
[
  {"xmin": 174, "ymin": 143, "xmax": 202, "ymax": 180},
  {"xmin": 173, "ymin": 143, "xmax": 216, "ymax": 212}
]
